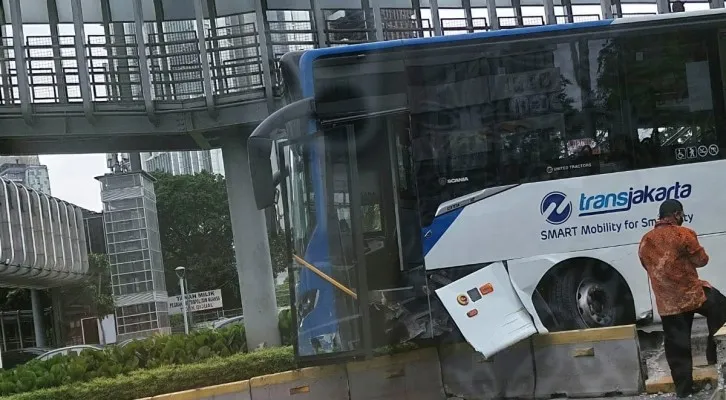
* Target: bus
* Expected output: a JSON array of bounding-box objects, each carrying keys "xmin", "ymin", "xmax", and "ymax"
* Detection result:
[{"xmin": 248, "ymin": 9, "xmax": 726, "ymax": 361}]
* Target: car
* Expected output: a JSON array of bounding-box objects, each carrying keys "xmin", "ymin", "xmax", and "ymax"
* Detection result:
[
  {"xmin": 35, "ymin": 344, "xmax": 103, "ymax": 361},
  {"xmin": 212, "ymin": 315, "xmax": 244, "ymax": 330},
  {"xmin": 212, "ymin": 308, "xmax": 289, "ymax": 331},
  {"xmin": 116, "ymin": 338, "xmax": 141, "ymax": 348},
  {"xmin": 1, "ymin": 347, "xmax": 51, "ymax": 369}
]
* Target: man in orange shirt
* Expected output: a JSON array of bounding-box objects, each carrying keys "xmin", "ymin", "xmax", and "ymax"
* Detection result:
[{"xmin": 639, "ymin": 199, "xmax": 726, "ymax": 397}]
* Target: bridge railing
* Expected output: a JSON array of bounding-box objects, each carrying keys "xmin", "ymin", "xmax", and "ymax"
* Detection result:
[{"xmin": 0, "ymin": 8, "xmax": 681, "ymax": 111}]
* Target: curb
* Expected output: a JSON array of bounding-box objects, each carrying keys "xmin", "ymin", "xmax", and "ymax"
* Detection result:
[
  {"xmin": 645, "ymin": 365, "xmax": 717, "ymax": 394},
  {"xmin": 136, "ymin": 380, "xmax": 250, "ymax": 400}
]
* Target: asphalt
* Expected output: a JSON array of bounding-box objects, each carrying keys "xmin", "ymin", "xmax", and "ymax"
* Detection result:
[{"xmin": 593, "ymin": 389, "xmax": 715, "ymax": 400}]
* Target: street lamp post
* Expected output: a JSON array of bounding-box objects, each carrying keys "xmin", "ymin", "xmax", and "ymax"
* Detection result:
[{"xmin": 175, "ymin": 266, "xmax": 190, "ymax": 334}]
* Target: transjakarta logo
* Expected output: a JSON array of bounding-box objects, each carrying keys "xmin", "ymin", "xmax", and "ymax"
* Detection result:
[
  {"xmin": 577, "ymin": 182, "xmax": 692, "ymax": 217},
  {"xmin": 540, "ymin": 191, "xmax": 572, "ymax": 225},
  {"xmin": 541, "ymin": 182, "xmax": 692, "ymax": 225}
]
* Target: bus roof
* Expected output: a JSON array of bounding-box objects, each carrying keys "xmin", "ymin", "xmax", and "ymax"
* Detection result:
[{"xmin": 298, "ymin": 8, "xmax": 726, "ymax": 98}]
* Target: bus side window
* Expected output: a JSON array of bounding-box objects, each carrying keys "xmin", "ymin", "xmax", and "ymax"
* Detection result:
[{"xmin": 616, "ymin": 28, "xmax": 723, "ymax": 169}]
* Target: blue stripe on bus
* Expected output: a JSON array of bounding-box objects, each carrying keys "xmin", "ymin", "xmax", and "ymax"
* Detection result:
[
  {"xmin": 422, "ymin": 208, "xmax": 464, "ymax": 256},
  {"xmin": 299, "ymin": 19, "xmax": 613, "ymax": 100}
]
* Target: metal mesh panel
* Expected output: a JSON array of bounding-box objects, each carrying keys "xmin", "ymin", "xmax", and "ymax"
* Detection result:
[
  {"xmin": 324, "ymin": 9, "xmax": 373, "ymax": 45},
  {"xmin": 148, "ymin": 28, "xmax": 204, "ymax": 101},
  {"xmin": 621, "ymin": 12, "xmax": 657, "ymax": 17},
  {"xmin": 381, "ymin": 8, "xmax": 432, "ymax": 40},
  {"xmin": 555, "ymin": 14, "xmax": 600, "ymax": 23},
  {"xmin": 267, "ymin": 10, "xmax": 317, "ymax": 90},
  {"xmin": 24, "ymin": 35, "xmax": 81, "ymax": 103},
  {"xmin": 207, "ymin": 16, "xmax": 263, "ymax": 96},
  {"xmin": 441, "ymin": 17, "xmax": 489, "ymax": 34},
  {"xmin": 87, "ymin": 33, "xmax": 143, "ymax": 102},
  {"xmin": 498, "ymin": 16, "xmax": 545, "ymax": 28}
]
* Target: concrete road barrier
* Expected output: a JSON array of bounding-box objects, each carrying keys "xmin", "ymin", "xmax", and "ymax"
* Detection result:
[
  {"xmin": 346, "ymin": 347, "xmax": 445, "ymax": 400},
  {"xmin": 532, "ymin": 324, "xmax": 643, "ymax": 398},
  {"xmin": 138, "ymin": 325, "xmax": 650, "ymax": 400},
  {"xmin": 249, "ymin": 365, "xmax": 349, "ymax": 400},
  {"xmin": 438, "ymin": 339, "xmax": 535, "ymax": 399}
]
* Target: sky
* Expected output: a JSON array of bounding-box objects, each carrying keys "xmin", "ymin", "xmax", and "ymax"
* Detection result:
[{"xmin": 39, "ymin": 154, "xmax": 108, "ymax": 212}]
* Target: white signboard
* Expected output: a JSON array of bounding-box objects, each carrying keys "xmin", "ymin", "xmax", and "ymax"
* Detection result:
[{"xmin": 168, "ymin": 289, "xmax": 223, "ymax": 315}]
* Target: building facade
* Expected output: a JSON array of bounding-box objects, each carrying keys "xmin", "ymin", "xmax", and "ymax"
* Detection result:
[{"xmin": 0, "ymin": 156, "xmax": 52, "ymax": 195}]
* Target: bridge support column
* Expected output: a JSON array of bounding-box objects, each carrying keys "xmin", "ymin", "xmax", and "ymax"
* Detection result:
[
  {"xmin": 30, "ymin": 289, "xmax": 46, "ymax": 348},
  {"xmin": 221, "ymin": 137, "xmax": 280, "ymax": 349}
]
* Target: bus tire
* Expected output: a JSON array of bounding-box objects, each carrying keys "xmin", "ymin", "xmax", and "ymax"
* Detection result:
[{"xmin": 548, "ymin": 264, "xmax": 633, "ymax": 331}]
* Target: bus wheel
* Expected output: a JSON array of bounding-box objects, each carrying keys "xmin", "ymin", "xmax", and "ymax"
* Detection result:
[{"xmin": 548, "ymin": 263, "xmax": 633, "ymax": 331}]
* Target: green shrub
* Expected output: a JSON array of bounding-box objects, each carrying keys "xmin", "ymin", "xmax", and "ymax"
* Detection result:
[
  {"xmin": 278, "ymin": 308, "xmax": 294, "ymax": 346},
  {"xmin": 0, "ymin": 324, "xmax": 248, "ymax": 396},
  {"xmin": 3, "ymin": 347, "xmax": 295, "ymax": 400}
]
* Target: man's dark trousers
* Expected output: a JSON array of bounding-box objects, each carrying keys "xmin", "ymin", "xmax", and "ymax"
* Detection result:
[{"xmin": 661, "ymin": 287, "xmax": 726, "ymax": 397}]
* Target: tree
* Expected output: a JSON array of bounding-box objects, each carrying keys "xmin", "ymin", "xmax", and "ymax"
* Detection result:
[
  {"xmin": 152, "ymin": 171, "xmax": 240, "ymax": 307},
  {"xmin": 153, "ymin": 171, "xmax": 290, "ymax": 311},
  {"xmin": 58, "ymin": 253, "xmax": 115, "ymax": 341}
]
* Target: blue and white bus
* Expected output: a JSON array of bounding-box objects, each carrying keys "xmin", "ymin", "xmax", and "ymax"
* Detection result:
[{"xmin": 249, "ymin": 9, "xmax": 726, "ymax": 360}]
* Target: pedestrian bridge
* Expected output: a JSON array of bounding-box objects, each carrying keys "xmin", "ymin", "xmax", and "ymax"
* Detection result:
[
  {"xmin": 0, "ymin": 178, "xmax": 89, "ymax": 288},
  {"xmin": 0, "ymin": 0, "xmax": 718, "ymax": 154}
]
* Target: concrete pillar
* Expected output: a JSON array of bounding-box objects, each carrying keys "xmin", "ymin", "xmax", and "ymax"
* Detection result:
[
  {"xmin": 221, "ymin": 137, "xmax": 280, "ymax": 349},
  {"xmin": 462, "ymin": 0, "xmax": 474, "ymax": 32},
  {"xmin": 601, "ymin": 0, "xmax": 614, "ymax": 19},
  {"xmin": 512, "ymin": 0, "xmax": 524, "ymax": 26},
  {"xmin": 544, "ymin": 0, "xmax": 556, "ymax": 24},
  {"xmin": 30, "ymin": 289, "xmax": 46, "ymax": 347},
  {"xmin": 47, "ymin": 0, "xmax": 69, "ymax": 103},
  {"xmin": 656, "ymin": 0, "xmax": 671, "ymax": 14},
  {"xmin": 8, "ymin": 0, "xmax": 32, "ymax": 124},
  {"xmin": 430, "ymin": 0, "xmax": 443, "ymax": 36},
  {"xmin": 487, "ymin": 0, "xmax": 499, "ymax": 30}
]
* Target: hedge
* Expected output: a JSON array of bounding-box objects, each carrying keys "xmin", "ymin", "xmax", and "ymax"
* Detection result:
[
  {"xmin": 0, "ymin": 311, "xmax": 294, "ymax": 397},
  {"xmin": 0, "ymin": 324, "xmax": 248, "ymax": 396},
  {"xmin": 3, "ymin": 307, "xmax": 426, "ymax": 400},
  {"xmin": 3, "ymin": 346, "xmax": 295, "ymax": 400}
]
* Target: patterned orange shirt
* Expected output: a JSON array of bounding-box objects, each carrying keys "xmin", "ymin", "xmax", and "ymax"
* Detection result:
[{"xmin": 638, "ymin": 218, "xmax": 709, "ymax": 316}]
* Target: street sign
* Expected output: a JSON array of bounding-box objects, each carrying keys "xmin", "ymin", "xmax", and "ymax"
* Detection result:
[{"xmin": 168, "ymin": 289, "xmax": 223, "ymax": 315}]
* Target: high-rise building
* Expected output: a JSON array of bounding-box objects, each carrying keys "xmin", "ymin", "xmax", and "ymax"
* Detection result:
[
  {"xmin": 140, "ymin": 149, "xmax": 224, "ymax": 176},
  {"xmin": 0, "ymin": 155, "xmax": 52, "ymax": 195}
]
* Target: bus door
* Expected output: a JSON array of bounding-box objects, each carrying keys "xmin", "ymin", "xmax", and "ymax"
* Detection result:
[
  {"xmin": 323, "ymin": 116, "xmax": 427, "ymax": 350},
  {"xmin": 279, "ymin": 122, "xmax": 389, "ymax": 361},
  {"xmin": 277, "ymin": 132, "xmax": 372, "ymax": 360}
]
